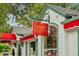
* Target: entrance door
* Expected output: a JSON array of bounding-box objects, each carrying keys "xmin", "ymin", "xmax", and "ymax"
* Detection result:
[
  {"xmin": 44, "ymin": 25, "xmax": 58, "ymax": 56},
  {"xmin": 28, "ymin": 40, "xmax": 36, "ymax": 56}
]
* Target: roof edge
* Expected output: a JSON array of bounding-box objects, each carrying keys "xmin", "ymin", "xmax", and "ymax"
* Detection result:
[
  {"xmin": 40, "ymin": 4, "xmax": 66, "ymax": 21},
  {"xmin": 61, "ymin": 16, "xmax": 79, "ymax": 24}
]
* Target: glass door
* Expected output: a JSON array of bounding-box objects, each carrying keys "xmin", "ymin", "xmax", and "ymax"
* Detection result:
[
  {"xmin": 29, "ymin": 41, "xmax": 36, "ymax": 56},
  {"xmin": 44, "ymin": 25, "xmax": 58, "ymax": 56}
]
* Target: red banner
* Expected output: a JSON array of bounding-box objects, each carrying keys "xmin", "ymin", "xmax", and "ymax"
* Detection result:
[{"xmin": 32, "ymin": 22, "xmax": 48, "ymax": 36}]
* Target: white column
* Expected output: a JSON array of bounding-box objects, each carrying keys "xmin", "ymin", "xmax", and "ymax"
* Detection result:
[
  {"xmin": 14, "ymin": 41, "xmax": 19, "ymax": 56},
  {"xmin": 20, "ymin": 45, "xmax": 23, "ymax": 56},
  {"xmin": 22, "ymin": 42, "xmax": 26, "ymax": 56},
  {"xmin": 16, "ymin": 41, "xmax": 19, "ymax": 56},
  {"xmin": 27, "ymin": 41, "xmax": 30, "ymax": 56},
  {"xmin": 58, "ymin": 25, "xmax": 65, "ymax": 56},
  {"xmin": 14, "ymin": 33, "xmax": 19, "ymax": 56},
  {"xmin": 41, "ymin": 36, "xmax": 44, "ymax": 56},
  {"xmin": 37, "ymin": 35, "xmax": 42, "ymax": 56},
  {"xmin": 12, "ymin": 42, "xmax": 19, "ymax": 56},
  {"xmin": 12, "ymin": 45, "xmax": 17, "ymax": 56},
  {"xmin": 15, "ymin": 47, "xmax": 18, "ymax": 56}
]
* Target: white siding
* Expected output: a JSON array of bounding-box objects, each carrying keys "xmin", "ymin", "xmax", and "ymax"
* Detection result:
[
  {"xmin": 58, "ymin": 24, "xmax": 65, "ymax": 56},
  {"xmin": 65, "ymin": 30, "xmax": 78, "ymax": 56}
]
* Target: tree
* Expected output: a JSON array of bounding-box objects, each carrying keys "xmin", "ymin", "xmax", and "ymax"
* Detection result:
[
  {"xmin": 14, "ymin": 3, "xmax": 45, "ymax": 27},
  {"xmin": 0, "ymin": 4, "xmax": 13, "ymax": 33}
]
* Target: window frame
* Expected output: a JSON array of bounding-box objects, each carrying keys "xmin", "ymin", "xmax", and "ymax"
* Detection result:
[{"xmin": 43, "ymin": 24, "xmax": 58, "ymax": 56}]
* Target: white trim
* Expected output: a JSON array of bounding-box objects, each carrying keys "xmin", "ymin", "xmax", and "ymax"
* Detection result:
[
  {"xmin": 44, "ymin": 48, "xmax": 58, "ymax": 50},
  {"xmin": 65, "ymin": 26, "xmax": 79, "ymax": 30}
]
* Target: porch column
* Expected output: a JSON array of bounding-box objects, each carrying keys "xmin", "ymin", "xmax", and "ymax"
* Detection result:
[
  {"xmin": 14, "ymin": 41, "xmax": 19, "ymax": 56},
  {"xmin": 12, "ymin": 45, "xmax": 17, "ymax": 56},
  {"xmin": 37, "ymin": 35, "xmax": 43, "ymax": 56},
  {"xmin": 27, "ymin": 41, "xmax": 30, "ymax": 56},
  {"xmin": 14, "ymin": 33, "xmax": 19, "ymax": 56},
  {"xmin": 15, "ymin": 47, "xmax": 18, "ymax": 56},
  {"xmin": 41, "ymin": 36, "xmax": 44, "ymax": 56},
  {"xmin": 22, "ymin": 42, "xmax": 26, "ymax": 56},
  {"xmin": 16, "ymin": 37, "xmax": 20, "ymax": 56}
]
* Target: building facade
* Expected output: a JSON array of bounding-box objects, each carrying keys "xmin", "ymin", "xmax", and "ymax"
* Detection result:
[
  {"xmin": 6, "ymin": 4, "xmax": 79, "ymax": 56},
  {"xmin": 40, "ymin": 4, "xmax": 79, "ymax": 56}
]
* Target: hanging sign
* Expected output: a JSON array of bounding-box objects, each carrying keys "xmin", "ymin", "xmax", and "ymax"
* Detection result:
[{"xmin": 32, "ymin": 22, "xmax": 48, "ymax": 36}]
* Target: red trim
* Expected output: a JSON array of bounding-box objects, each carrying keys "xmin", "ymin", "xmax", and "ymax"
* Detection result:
[
  {"xmin": 20, "ymin": 35, "xmax": 35, "ymax": 42},
  {"xmin": 64, "ymin": 20, "xmax": 79, "ymax": 30},
  {"xmin": 0, "ymin": 33, "xmax": 16, "ymax": 41}
]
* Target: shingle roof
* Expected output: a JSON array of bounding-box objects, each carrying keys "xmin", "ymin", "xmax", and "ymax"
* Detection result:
[
  {"xmin": 46, "ymin": 4, "xmax": 79, "ymax": 16},
  {"xmin": 11, "ymin": 26, "xmax": 32, "ymax": 35},
  {"xmin": 53, "ymin": 5, "xmax": 79, "ymax": 16}
]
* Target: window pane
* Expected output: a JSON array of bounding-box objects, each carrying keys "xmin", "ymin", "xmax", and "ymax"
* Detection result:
[
  {"xmin": 50, "ymin": 26, "xmax": 57, "ymax": 35},
  {"xmin": 44, "ymin": 25, "xmax": 57, "ymax": 48},
  {"xmin": 29, "ymin": 42, "xmax": 36, "ymax": 56},
  {"xmin": 51, "ymin": 36, "xmax": 57, "ymax": 48},
  {"xmin": 47, "ymin": 36, "xmax": 57, "ymax": 48}
]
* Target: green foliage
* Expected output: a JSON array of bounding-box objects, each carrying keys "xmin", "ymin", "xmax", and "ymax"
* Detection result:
[
  {"xmin": 49, "ymin": 3, "xmax": 70, "ymax": 8},
  {"xmin": 14, "ymin": 4, "xmax": 45, "ymax": 27},
  {"xmin": 0, "ymin": 4, "xmax": 13, "ymax": 33},
  {"xmin": 0, "ymin": 13, "xmax": 10, "ymax": 33},
  {"xmin": 0, "ymin": 4, "xmax": 13, "ymax": 17},
  {"xmin": 27, "ymin": 4, "xmax": 45, "ymax": 19},
  {"xmin": 0, "ymin": 44, "xmax": 11, "ymax": 53},
  {"xmin": 15, "ymin": 4, "xmax": 45, "ymax": 27},
  {"xmin": 69, "ymin": 3, "xmax": 79, "ymax": 11},
  {"xmin": 16, "ymin": 15, "xmax": 31, "ymax": 27}
]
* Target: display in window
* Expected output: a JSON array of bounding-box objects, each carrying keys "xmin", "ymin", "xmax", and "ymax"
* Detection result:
[{"xmin": 44, "ymin": 50, "xmax": 57, "ymax": 56}]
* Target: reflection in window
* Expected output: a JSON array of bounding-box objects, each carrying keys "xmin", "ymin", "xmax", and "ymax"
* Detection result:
[
  {"xmin": 29, "ymin": 42, "xmax": 36, "ymax": 56},
  {"xmin": 44, "ymin": 26, "xmax": 57, "ymax": 48},
  {"xmin": 44, "ymin": 25, "xmax": 57, "ymax": 56}
]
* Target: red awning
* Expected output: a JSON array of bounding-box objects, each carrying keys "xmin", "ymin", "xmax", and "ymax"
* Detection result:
[
  {"xmin": 20, "ymin": 35, "xmax": 35, "ymax": 42},
  {"xmin": 0, "ymin": 33, "xmax": 16, "ymax": 41},
  {"xmin": 64, "ymin": 20, "xmax": 79, "ymax": 30}
]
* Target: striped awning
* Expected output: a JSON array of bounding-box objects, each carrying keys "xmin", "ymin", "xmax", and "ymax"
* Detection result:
[
  {"xmin": 20, "ymin": 35, "xmax": 35, "ymax": 42},
  {"xmin": 64, "ymin": 20, "xmax": 79, "ymax": 30},
  {"xmin": 0, "ymin": 33, "xmax": 16, "ymax": 41}
]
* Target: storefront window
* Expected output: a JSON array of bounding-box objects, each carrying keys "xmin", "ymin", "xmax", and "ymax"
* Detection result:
[
  {"xmin": 29, "ymin": 41, "xmax": 36, "ymax": 56},
  {"xmin": 44, "ymin": 25, "xmax": 57, "ymax": 56}
]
